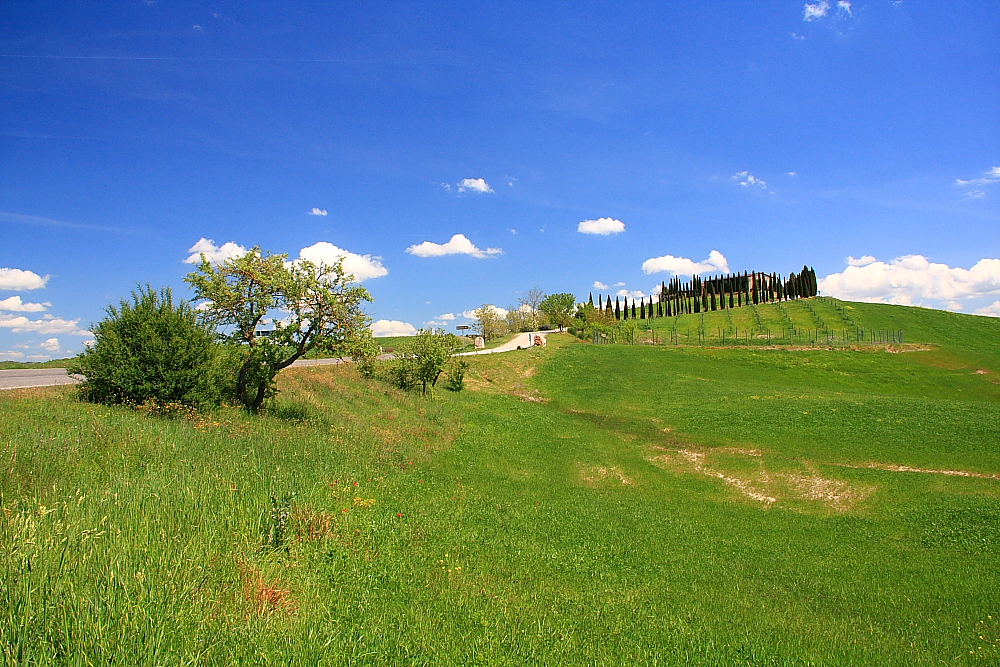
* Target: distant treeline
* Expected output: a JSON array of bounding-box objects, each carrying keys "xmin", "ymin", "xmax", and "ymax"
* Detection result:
[{"xmin": 590, "ymin": 266, "xmax": 818, "ymax": 320}]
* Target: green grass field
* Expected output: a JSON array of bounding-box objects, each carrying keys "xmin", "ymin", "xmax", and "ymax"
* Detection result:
[{"xmin": 2, "ymin": 300, "xmax": 999, "ymax": 664}]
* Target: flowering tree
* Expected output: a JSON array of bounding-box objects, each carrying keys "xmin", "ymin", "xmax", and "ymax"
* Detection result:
[{"xmin": 185, "ymin": 247, "xmax": 376, "ymax": 412}]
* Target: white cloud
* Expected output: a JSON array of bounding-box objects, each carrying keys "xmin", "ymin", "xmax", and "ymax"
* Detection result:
[
  {"xmin": 298, "ymin": 242, "xmax": 388, "ymax": 281},
  {"xmin": 837, "ymin": 1, "xmax": 852, "ymax": 16},
  {"xmin": 40, "ymin": 337, "xmax": 60, "ymax": 352},
  {"xmin": 0, "ymin": 351, "xmax": 26, "ymax": 361},
  {"xmin": 642, "ymin": 250, "xmax": 731, "ymax": 276},
  {"xmin": 405, "ymin": 234, "xmax": 502, "ymax": 259},
  {"xmin": 818, "ymin": 256, "xmax": 1000, "ymax": 306},
  {"xmin": 435, "ymin": 313, "xmax": 457, "ymax": 321},
  {"xmin": 846, "ymin": 255, "xmax": 878, "ymax": 267},
  {"xmin": 593, "ymin": 281, "xmax": 609, "ymax": 290},
  {"xmin": 183, "ymin": 238, "xmax": 248, "ymax": 265},
  {"xmin": 964, "ymin": 190, "xmax": 987, "ymax": 199},
  {"xmin": 614, "ymin": 282, "xmax": 626, "ymax": 287},
  {"xmin": 578, "ymin": 217, "xmax": 625, "ymax": 235},
  {"xmin": 956, "ymin": 167, "xmax": 1000, "ymax": 185},
  {"xmin": 0, "ymin": 314, "xmax": 92, "ymax": 336},
  {"xmin": 460, "ymin": 305, "xmax": 508, "ymax": 319},
  {"xmin": 732, "ymin": 171, "xmax": 767, "ymax": 189},
  {"xmin": 457, "ymin": 178, "xmax": 494, "ymax": 194},
  {"xmin": 974, "ymin": 300, "xmax": 1000, "ymax": 317},
  {"xmin": 308, "ymin": 207, "xmax": 328, "ymax": 216},
  {"xmin": 371, "ymin": 320, "xmax": 417, "ymax": 337},
  {"xmin": 803, "ymin": 1, "xmax": 830, "ymax": 21},
  {"xmin": 510, "ymin": 229, "xmax": 517, "ymax": 234},
  {"xmin": 617, "ymin": 289, "xmax": 647, "ymax": 298},
  {"xmin": 0, "ymin": 268, "xmax": 49, "ymax": 291},
  {"xmin": 0, "ymin": 296, "xmax": 50, "ymax": 312},
  {"xmin": 791, "ymin": 32, "xmax": 806, "ymax": 40},
  {"xmin": 788, "ymin": 171, "xmax": 798, "ymax": 176}
]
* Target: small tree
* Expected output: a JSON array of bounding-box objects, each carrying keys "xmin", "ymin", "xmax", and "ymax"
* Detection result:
[
  {"xmin": 70, "ymin": 286, "xmax": 222, "ymax": 408},
  {"xmin": 392, "ymin": 329, "xmax": 463, "ymax": 395},
  {"xmin": 539, "ymin": 292, "xmax": 576, "ymax": 331},
  {"xmin": 473, "ymin": 304, "xmax": 507, "ymax": 341},
  {"xmin": 185, "ymin": 248, "xmax": 375, "ymax": 412},
  {"xmin": 518, "ymin": 287, "xmax": 546, "ymax": 319}
]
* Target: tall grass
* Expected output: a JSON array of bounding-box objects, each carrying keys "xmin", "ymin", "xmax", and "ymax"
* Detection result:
[{"xmin": 1, "ymin": 303, "xmax": 998, "ymax": 664}]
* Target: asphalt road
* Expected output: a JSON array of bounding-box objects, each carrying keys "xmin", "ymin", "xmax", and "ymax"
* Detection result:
[
  {"xmin": 0, "ymin": 368, "xmax": 84, "ymax": 390},
  {"xmin": 0, "ymin": 355, "xmax": 394, "ymax": 390},
  {"xmin": 0, "ymin": 344, "xmax": 531, "ymax": 391}
]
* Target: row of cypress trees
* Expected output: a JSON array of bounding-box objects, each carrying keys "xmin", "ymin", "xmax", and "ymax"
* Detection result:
[{"xmin": 587, "ymin": 266, "xmax": 818, "ymax": 321}]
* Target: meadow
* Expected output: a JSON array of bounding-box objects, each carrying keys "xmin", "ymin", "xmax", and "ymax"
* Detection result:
[{"xmin": 1, "ymin": 300, "xmax": 998, "ymax": 665}]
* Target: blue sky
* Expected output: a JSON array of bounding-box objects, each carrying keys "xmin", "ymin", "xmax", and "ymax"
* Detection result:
[{"xmin": 2, "ymin": 1, "xmax": 998, "ymax": 358}]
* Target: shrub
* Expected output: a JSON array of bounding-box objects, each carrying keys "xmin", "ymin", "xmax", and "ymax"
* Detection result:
[
  {"xmin": 445, "ymin": 359, "xmax": 468, "ymax": 392},
  {"xmin": 391, "ymin": 329, "xmax": 464, "ymax": 395},
  {"xmin": 70, "ymin": 286, "xmax": 222, "ymax": 408}
]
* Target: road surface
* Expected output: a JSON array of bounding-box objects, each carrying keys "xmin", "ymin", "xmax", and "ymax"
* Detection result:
[
  {"xmin": 454, "ymin": 331, "xmax": 548, "ymax": 356},
  {"xmin": 0, "ymin": 339, "xmax": 543, "ymax": 390},
  {"xmin": 0, "ymin": 368, "xmax": 84, "ymax": 390}
]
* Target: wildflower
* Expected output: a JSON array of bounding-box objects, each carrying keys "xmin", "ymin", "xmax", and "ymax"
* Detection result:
[{"xmin": 397, "ymin": 513, "xmax": 403, "ymax": 517}]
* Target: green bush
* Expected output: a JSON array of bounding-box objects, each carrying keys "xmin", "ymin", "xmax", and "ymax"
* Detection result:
[
  {"xmin": 70, "ymin": 286, "xmax": 224, "ymax": 408},
  {"xmin": 445, "ymin": 358, "xmax": 468, "ymax": 392},
  {"xmin": 390, "ymin": 329, "xmax": 464, "ymax": 395}
]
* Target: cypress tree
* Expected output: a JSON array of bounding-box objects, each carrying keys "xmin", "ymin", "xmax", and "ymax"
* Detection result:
[
  {"xmin": 606, "ymin": 295, "xmax": 613, "ymax": 312},
  {"xmin": 615, "ymin": 297, "xmax": 621, "ymax": 320},
  {"xmin": 588, "ymin": 292, "xmax": 594, "ymax": 307},
  {"xmin": 632, "ymin": 300, "xmax": 637, "ymax": 319}
]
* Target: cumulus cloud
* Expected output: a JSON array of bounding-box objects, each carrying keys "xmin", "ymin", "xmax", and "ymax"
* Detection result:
[
  {"xmin": 298, "ymin": 242, "xmax": 388, "ymax": 281},
  {"xmin": 0, "ymin": 314, "xmax": 92, "ymax": 336},
  {"xmin": 458, "ymin": 178, "xmax": 494, "ymax": 194},
  {"xmin": 578, "ymin": 217, "xmax": 625, "ymax": 235},
  {"xmin": 974, "ymin": 300, "xmax": 1000, "ymax": 317},
  {"xmin": 0, "ymin": 351, "xmax": 26, "ymax": 361},
  {"xmin": 183, "ymin": 238, "xmax": 247, "ymax": 265},
  {"xmin": 803, "ymin": 1, "xmax": 830, "ymax": 20},
  {"xmin": 846, "ymin": 255, "xmax": 877, "ymax": 267},
  {"xmin": 40, "ymin": 337, "xmax": 60, "ymax": 352},
  {"xmin": 371, "ymin": 320, "xmax": 417, "ymax": 337},
  {"xmin": 308, "ymin": 208, "xmax": 328, "ymax": 216},
  {"xmin": 435, "ymin": 313, "xmax": 457, "ymax": 321},
  {"xmin": 593, "ymin": 281, "xmax": 609, "ymax": 290},
  {"xmin": 732, "ymin": 171, "xmax": 767, "ymax": 189},
  {"xmin": 0, "ymin": 268, "xmax": 49, "ymax": 291},
  {"xmin": 460, "ymin": 305, "xmax": 508, "ymax": 319},
  {"xmin": 0, "ymin": 296, "xmax": 50, "ymax": 312},
  {"xmin": 642, "ymin": 250, "xmax": 731, "ymax": 276},
  {"xmin": 837, "ymin": 1, "xmax": 852, "ymax": 16},
  {"xmin": 406, "ymin": 234, "xmax": 502, "ymax": 259},
  {"xmin": 617, "ymin": 289, "xmax": 647, "ymax": 298},
  {"xmin": 818, "ymin": 255, "xmax": 1000, "ymax": 307}
]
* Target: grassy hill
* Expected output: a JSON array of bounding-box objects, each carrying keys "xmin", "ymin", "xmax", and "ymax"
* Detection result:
[{"xmin": 1, "ymin": 300, "xmax": 998, "ymax": 664}]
